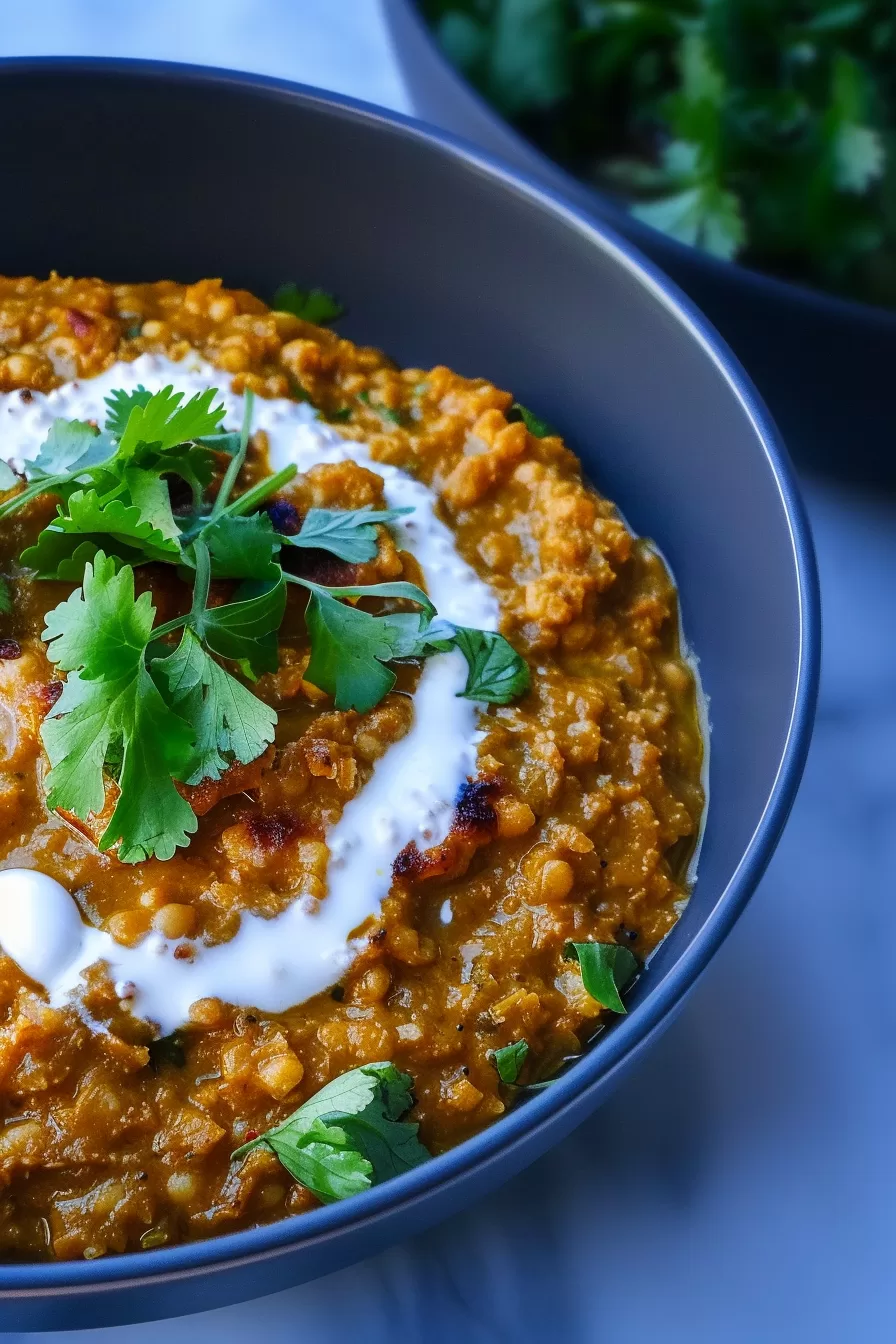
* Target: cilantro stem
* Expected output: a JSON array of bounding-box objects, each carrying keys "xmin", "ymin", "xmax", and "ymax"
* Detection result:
[
  {"xmin": 283, "ymin": 573, "xmax": 435, "ymax": 616},
  {"xmin": 0, "ymin": 469, "xmax": 82, "ymax": 519},
  {"xmin": 222, "ymin": 465, "xmax": 298, "ymax": 519},
  {"xmin": 151, "ymin": 614, "xmax": 190, "ymax": 640},
  {"xmin": 211, "ymin": 390, "xmax": 255, "ymax": 520},
  {"xmin": 190, "ymin": 539, "xmax": 212, "ymax": 619}
]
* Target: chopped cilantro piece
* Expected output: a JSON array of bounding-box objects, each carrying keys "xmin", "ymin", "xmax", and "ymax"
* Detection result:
[
  {"xmin": 564, "ymin": 941, "xmax": 638, "ymax": 1014},
  {"xmin": 232, "ymin": 1062, "xmax": 429, "ymax": 1203},
  {"xmin": 509, "ymin": 402, "xmax": 553, "ymax": 438},
  {"xmin": 452, "ymin": 627, "xmax": 530, "ymax": 703},
  {"xmin": 0, "ymin": 578, "xmax": 11, "ymax": 615},
  {"xmin": 284, "ymin": 506, "xmax": 412, "ymax": 564},
  {"xmin": 491, "ymin": 1040, "xmax": 529, "ymax": 1084},
  {"xmin": 272, "ymin": 283, "xmax": 345, "ymax": 325},
  {"xmin": 0, "ymin": 460, "xmax": 17, "ymax": 491}
]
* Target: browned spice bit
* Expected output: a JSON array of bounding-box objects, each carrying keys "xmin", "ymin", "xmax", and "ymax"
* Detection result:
[
  {"xmin": 18, "ymin": 389, "xmax": 32, "ymax": 403},
  {"xmin": 392, "ymin": 840, "xmax": 423, "ymax": 881},
  {"xmin": 0, "ymin": 640, "xmax": 22, "ymax": 661},
  {"xmin": 65, "ymin": 307, "xmax": 95, "ymax": 340},
  {"xmin": 172, "ymin": 943, "xmax": 194, "ymax": 961},
  {"xmin": 245, "ymin": 810, "xmax": 300, "ymax": 853},
  {"xmin": 453, "ymin": 776, "xmax": 502, "ymax": 837},
  {"xmin": 330, "ymin": 985, "xmax": 345, "ymax": 1002}
]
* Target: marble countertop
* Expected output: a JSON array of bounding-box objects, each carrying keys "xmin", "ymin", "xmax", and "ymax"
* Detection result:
[{"xmin": 1, "ymin": 4, "xmax": 893, "ymax": 1340}]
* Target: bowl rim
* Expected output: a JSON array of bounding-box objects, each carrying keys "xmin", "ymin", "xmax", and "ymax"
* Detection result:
[
  {"xmin": 392, "ymin": 0, "xmax": 896, "ymax": 332},
  {"xmin": 0, "ymin": 54, "xmax": 820, "ymax": 1294}
]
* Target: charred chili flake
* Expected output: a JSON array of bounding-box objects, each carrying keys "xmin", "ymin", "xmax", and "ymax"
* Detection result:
[
  {"xmin": 265, "ymin": 498, "xmax": 301, "ymax": 535},
  {"xmin": 0, "ymin": 640, "xmax": 21, "ymax": 660}
]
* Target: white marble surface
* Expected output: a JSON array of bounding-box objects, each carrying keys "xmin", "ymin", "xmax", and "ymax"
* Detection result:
[{"xmin": 2, "ymin": 4, "xmax": 894, "ymax": 1340}]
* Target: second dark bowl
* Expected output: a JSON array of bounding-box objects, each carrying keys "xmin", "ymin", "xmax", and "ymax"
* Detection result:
[{"xmin": 388, "ymin": 0, "xmax": 896, "ymax": 491}]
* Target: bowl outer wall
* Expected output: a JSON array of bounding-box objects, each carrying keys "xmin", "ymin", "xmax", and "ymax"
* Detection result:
[
  {"xmin": 388, "ymin": 0, "xmax": 896, "ymax": 492},
  {"xmin": 0, "ymin": 58, "xmax": 819, "ymax": 1329}
]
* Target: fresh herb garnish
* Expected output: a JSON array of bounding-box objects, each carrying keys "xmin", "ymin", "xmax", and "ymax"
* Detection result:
[
  {"xmin": 232, "ymin": 1062, "xmax": 429, "ymax": 1204},
  {"xmin": 564, "ymin": 941, "xmax": 638, "ymax": 1015},
  {"xmin": 510, "ymin": 402, "xmax": 552, "ymax": 438},
  {"xmin": 452, "ymin": 627, "xmax": 530, "ymax": 703},
  {"xmin": 41, "ymin": 555, "xmax": 199, "ymax": 863},
  {"xmin": 491, "ymin": 1040, "xmax": 529, "ymax": 1084},
  {"xmin": 425, "ymin": 0, "xmax": 896, "ymax": 307},
  {"xmin": 284, "ymin": 506, "xmax": 412, "ymax": 564},
  {"xmin": 11, "ymin": 377, "xmax": 530, "ymax": 861},
  {"xmin": 272, "ymin": 283, "xmax": 345, "ymax": 325}
]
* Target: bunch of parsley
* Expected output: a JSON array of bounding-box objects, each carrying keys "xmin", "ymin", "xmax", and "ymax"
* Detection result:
[
  {"xmin": 0, "ymin": 383, "xmax": 529, "ymax": 865},
  {"xmin": 425, "ymin": 0, "xmax": 896, "ymax": 306}
]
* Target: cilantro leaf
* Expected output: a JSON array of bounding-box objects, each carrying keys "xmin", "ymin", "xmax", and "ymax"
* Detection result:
[
  {"xmin": 191, "ymin": 574, "xmax": 286, "ymax": 678},
  {"xmin": 491, "ymin": 1040, "xmax": 529, "ymax": 1084},
  {"xmin": 0, "ymin": 578, "xmax": 11, "ymax": 615},
  {"xmin": 155, "ymin": 629, "xmax": 277, "ymax": 785},
  {"xmin": 41, "ymin": 552, "xmax": 157, "ymax": 680},
  {"xmin": 0, "ymin": 460, "xmax": 19, "ymax": 491},
  {"xmin": 40, "ymin": 555, "xmax": 197, "ymax": 862},
  {"xmin": 198, "ymin": 512, "xmax": 282, "ymax": 580},
  {"xmin": 510, "ymin": 402, "xmax": 553, "ymax": 437},
  {"xmin": 232, "ymin": 1061, "xmax": 428, "ymax": 1203},
  {"xmin": 452, "ymin": 627, "xmax": 530, "ymax": 703},
  {"xmin": 20, "ymin": 488, "xmax": 181, "ymax": 577},
  {"xmin": 23, "ymin": 418, "xmax": 117, "ymax": 479},
  {"xmin": 564, "ymin": 941, "xmax": 638, "ymax": 1014},
  {"xmin": 96, "ymin": 662, "xmax": 198, "ymax": 863},
  {"xmin": 116, "ymin": 386, "xmax": 226, "ymax": 459},
  {"xmin": 272, "ymin": 283, "xmax": 344, "ymax": 325},
  {"xmin": 284, "ymin": 506, "xmax": 413, "ymax": 564},
  {"xmin": 303, "ymin": 589, "xmax": 400, "ymax": 712},
  {"xmin": 104, "ymin": 386, "xmax": 153, "ymax": 438}
]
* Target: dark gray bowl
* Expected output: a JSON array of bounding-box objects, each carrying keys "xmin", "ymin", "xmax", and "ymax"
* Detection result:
[
  {"xmin": 388, "ymin": 0, "xmax": 896, "ymax": 491},
  {"xmin": 0, "ymin": 58, "xmax": 818, "ymax": 1331}
]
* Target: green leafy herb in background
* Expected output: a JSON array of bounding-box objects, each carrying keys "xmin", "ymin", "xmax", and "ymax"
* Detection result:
[
  {"xmin": 272, "ymin": 282, "xmax": 345, "ymax": 325},
  {"xmin": 424, "ymin": 0, "xmax": 896, "ymax": 307},
  {"xmin": 232, "ymin": 1062, "xmax": 429, "ymax": 1203}
]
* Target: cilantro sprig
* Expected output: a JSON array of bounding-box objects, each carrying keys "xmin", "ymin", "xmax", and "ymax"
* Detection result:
[
  {"xmin": 11, "ymin": 381, "xmax": 530, "ymax": 862},
  {"xmin": 232, "ymin": 1061, "xmax": 429, "ymax": 1203}
]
